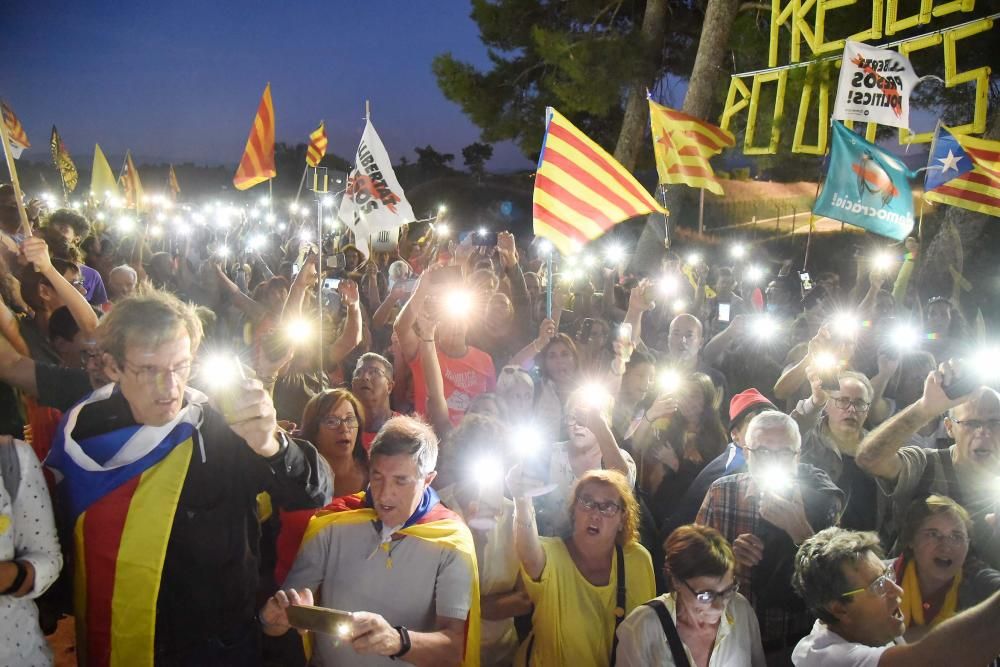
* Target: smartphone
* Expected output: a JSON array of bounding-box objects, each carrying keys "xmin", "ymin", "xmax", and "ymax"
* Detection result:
[
  {"xmin": 291, "ymin": 263, "xmax": 300, "ymax": 278},
  {"xmin": 577, "ymin": 318, "xmax": 594, "ymax": 344},
  {"xmin": 429, "ymin": 266, "xmax": 464, "ymax": 286},
  {"xmin": 799, "ymin": 271, "xmax": 813, "ymax": 292},
  {"xmin": 475, "ymin": 231, "xmax": 498, "ymax": 247},
  {"xmin": 718, "ymin": 303, "xmax": 731, "ymax": 322},
  {"xmin": 820, "ymin": 365, "xmax": 841, "ymax": 392},
  {"xmin": 943, "ymin": 360, "xmax": 980, "ymax": 400},
  {"xmin": 323, "ymin": 278, "xmax": 341, "ymax": 291},
  {"xmin": 326, "ymin": 253, "xmax": 346, "ymax": 270},
  {"xmin": 286, "ymin": 604, "xmax": 355, "ymax": 636}
]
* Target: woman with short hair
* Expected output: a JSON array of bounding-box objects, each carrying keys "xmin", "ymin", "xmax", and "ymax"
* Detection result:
[{"xmin": 615, "ymin": 524, "xmax": 765, "ymax": 666}]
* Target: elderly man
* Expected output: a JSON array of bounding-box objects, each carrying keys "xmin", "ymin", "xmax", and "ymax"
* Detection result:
[
  {"xmin": 351, "ymin": 352, "xmax": 400, "ymax": 451},
  {"xmin": 794, "ymin": 370, "xmax": 882, "ymax": 532},
  {"xmin": 857, "ymin": 362, "xmax": 1000, "ymax": 566},
  {"xmin": 44, "ymin": 290, "xmax": 331, "ymax": 665},
  {"xmin": 697, "ymin": 410, "xmax": 843, "ymax": 659},
  {"xmin": 792, "ymin": 527, "xmax": 1000, "ymax": 666},
  {"xmin": 261, "ymin": 415, "xmax": 478, "ymax": 666},
  {"xmin": 107, "ymin": 264, "xmax": 138, "ymax": 302}
]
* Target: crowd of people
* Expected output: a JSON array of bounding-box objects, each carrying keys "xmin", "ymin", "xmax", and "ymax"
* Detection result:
[{"xmin": 2, "ymin": 181, "xmax": 1000, "ymax": 667}]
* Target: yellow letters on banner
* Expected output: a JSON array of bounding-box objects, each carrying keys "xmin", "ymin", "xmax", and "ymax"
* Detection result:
[{"xmin": 720, "ymin": 0, "xmax": 991, "ymax": 155}]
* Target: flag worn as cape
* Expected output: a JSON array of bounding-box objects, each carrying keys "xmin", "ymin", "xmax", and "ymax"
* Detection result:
[
  {"xmin": 46, "ymin": 384, "xmax": 207, "ymax": 667},
  {"xmin": 300, "ymin": 489, "xmax": 481, "ymax": 667}
]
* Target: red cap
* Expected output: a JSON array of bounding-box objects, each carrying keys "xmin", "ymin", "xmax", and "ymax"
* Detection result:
[{"xmin": 729, "ymin": 388, "xmax": 777, "ymax": 427}]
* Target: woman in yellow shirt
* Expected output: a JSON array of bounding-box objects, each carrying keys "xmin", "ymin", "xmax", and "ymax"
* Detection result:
[{"xmin": 511, "ymin": 467, "xmax": 655, "ymax": 666}]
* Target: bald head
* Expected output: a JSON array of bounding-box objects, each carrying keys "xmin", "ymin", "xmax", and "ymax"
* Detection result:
[{"xmin": 667, "ymin": 314, "xmax": 704, "ymax": 364}]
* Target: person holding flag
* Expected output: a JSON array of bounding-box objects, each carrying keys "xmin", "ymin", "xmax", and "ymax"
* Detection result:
[{"xmin": 260, "ymin": 415, "xmax": 479, "ymax": 667}]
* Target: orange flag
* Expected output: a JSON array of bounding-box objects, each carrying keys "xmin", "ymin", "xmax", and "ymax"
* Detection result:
[{"xmin": 233, "ymin": 83, "xmax": 276, "ymax": 190}]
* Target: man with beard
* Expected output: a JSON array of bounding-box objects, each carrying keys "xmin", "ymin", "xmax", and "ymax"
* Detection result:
[
  {"xmin": 351, "ymin": 353, "xmax": 400, "ymax": 451},
  {"xmin": 792, "ymin": 527, "xmax": 1000, "ymax": 666},
  {"xmin": 857, "ymin": 363, "xmax": 1000, "ymax": 567}
]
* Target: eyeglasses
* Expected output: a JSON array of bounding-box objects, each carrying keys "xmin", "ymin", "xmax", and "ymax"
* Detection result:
[
  {"xmin": 952, "ymin": 419, "xmax": 1000, "ymax": 432},
  {"xmin": 576, "ymin": 494, "xmax": 622, "ymax": 517},
  {"xmin": 831, "ymin": 397, "xmax": 871, "ymax": 413},
  {"xmin": 79, "ymin": 349, "xmax": 102, "ymax": 364},
  {"xmin": 919, "ymin": 528, "xmax": 969, "ymax": 546},
  {"xmin": 744, "ymin": 447, "xmax": 798, "ymax": 462},
  {"xmin": 69, "ymin": 278, "xmax": 86, "ymax": 288},
  {"xmin": 352, "ymin": 366, "xmax": 387, "ymax": 381},
  {"xmin": 681, "ymin": 578, "xmax": 740, "ymax": 605},
  {"xmin": 321, "ymin": 415, "xmax": 359, "ymax": 430},
  {"xmin": 123, "ymin": 360, "xmax": 197, "ymax": 384},
  {"xmin": 842, "ymin": 567, "xmax": 897, "ymax": 598}
]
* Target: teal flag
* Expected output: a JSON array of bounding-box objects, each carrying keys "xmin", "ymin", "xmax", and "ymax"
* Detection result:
[{"xmin": 813, "ymin": 121, "xmax": 915, "ymax": 240}]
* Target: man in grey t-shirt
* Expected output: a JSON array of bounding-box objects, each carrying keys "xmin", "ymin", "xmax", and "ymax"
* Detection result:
[{"xmin": 260, "ymin": 416, "xmax": 476, "ymax": 666}]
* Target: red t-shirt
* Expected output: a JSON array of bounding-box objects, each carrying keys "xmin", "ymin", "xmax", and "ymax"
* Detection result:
[
  {"xmin": 361, "ymin": 410, "xmax": 402, "ymax": 453},
  {"xmin": 409, "ymin": 346, "xmax": 496, "ymax": 426}
]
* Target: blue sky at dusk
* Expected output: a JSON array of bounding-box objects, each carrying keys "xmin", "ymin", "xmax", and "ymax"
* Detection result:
[{"xmin": 1, "ymin": 1, "xmax": 535, "ymax": 171}]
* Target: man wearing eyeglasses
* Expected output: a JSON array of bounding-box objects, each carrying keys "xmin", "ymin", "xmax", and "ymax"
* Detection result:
[
  {"xmin": 792, "ymin": 527, "xmax": 1000, "ymax": 666},
  {"xmin": 696, "ymin": 410, "xmax": 844, "ymax": 660},
  {"xmin": 857, "ymin": 362, "xmax": 1000, "ymax": 568},
  {"xmin": 794, "ymin": 369, "xmax": 883, "ymax": 532},
  {"xmin": 44, "ymin": 290, "xmax": 331, "ymax": 666},
  {"xmin": 351, "ymin": 353, "xmax": 400, "ymax": 451}
]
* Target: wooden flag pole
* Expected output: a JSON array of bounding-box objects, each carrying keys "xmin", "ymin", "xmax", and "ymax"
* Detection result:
[{"xmin": 0, "ymin": 114, "xmax": 33, "ymax": 238}]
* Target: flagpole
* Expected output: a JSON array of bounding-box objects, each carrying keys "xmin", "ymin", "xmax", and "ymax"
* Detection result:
[
  {"xmin": 545, "ymin": 251, "xmax": 554, "ymax": 319},
  {"xmin": 0, "ymin": 116, "xmax": 32, "ymax": 237},
  {"xmin": 294, "ymin": 165, "xmax": 308, "ymax": 206},
  {"xmin": 658, "ymin": 184, "xmax": 670, "ymax": 249},
  {"xmin": 697, "ymin": 187, "xmax": 705, "ymax": 235}
]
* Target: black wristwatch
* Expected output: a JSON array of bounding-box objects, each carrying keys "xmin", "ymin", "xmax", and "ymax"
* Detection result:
[
  {"xmin": 389, "ymin": 625, "xmax": 411, "ymax": 660},
  {"xmin": 2, "ymin": 560, "xmax": 28, "ymax": 595},
  {"xmin": 263, "ymin": 431, "xmax": 290, "ymax": 464}
]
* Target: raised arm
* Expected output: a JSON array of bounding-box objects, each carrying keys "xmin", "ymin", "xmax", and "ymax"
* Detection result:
[
  {"xmin": 867, "ymin": 352, "xmax": 900, "ymax": 426},
  {"xmin": 623, "ymin": 279, "xmax": 654, "ymax": 351},
  {"xmin": 510, "ymin": 318, "xmax": 554, "ymax": 370},
  {"xmin": 414, "ymin": 308, "xmax": 452, "ymax": 439},
  {"xmin": 578, "ymin": 404, "xmax": 629, "ymax": 478},
  {"xmin": 327, "ymin": 280, "xmax": 362, "ymax": 366},
  {"xmin": 510, "ymin": 470, "xmax": 546, "ymax": 581},
  {"xmin": 214, "ymin": 262, "xmax": 270, "ymax": 324},
  {"xmin": 774, "ymin": 326, "xmax": 831, "ymax": 400},
  {"xmin": 703, "ymin": 313, "xmax": 748, "ymax": 368},
  {"xmin": 393, "ymin": 265, "xmax": 440, "ymax": 363},
  {"xmin": 21, "ymin": 237, "xmax": 98, "ymax": 334}
]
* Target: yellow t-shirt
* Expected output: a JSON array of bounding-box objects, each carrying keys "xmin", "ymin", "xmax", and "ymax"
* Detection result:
[{"xmin": 516, "ymin": 537, "xmax": 655, "ymax": 666}]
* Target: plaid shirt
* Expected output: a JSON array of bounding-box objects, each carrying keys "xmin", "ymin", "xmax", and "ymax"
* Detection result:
[{"xmin": 695, "ymin": 468, "xmax": 842, "ymax": 646}]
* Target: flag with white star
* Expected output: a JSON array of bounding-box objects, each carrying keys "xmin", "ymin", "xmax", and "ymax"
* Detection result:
[{"xmin": 924, "ymin": 125, "xmax": 973, "ymax": 191}]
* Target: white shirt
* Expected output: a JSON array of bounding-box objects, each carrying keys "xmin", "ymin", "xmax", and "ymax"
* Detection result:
[
  {"xmin": 792, "ymin": 620, "xmax": 900, "ymax": 667},
  {"xmin": 0, "ymin": 440, "xmax": 63, "ymax": 667},
  {"xmin": 615, "ymin": 592, "xmax": 765, "ymax": 667}
]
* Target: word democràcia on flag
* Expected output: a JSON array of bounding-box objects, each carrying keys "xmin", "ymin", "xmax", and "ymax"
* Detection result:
[
  {"xmin": 832, "ymin": 41, "xmax": 924, "ymax": 131},
  {"xmin": 813, "ymin": 120, "xmax": 915, "ymax": 241},
  {"xmin": 336, "ymin": 118, "xmax": 414, "ymax": 256}
]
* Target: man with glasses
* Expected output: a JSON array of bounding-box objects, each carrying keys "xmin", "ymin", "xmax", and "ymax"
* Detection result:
[
  {"xmin": 792, "ymin": 527, "xmax": 1000, "ymax": 666},
  {"xmin": 795, "ymin": 370, "xmax": 883, "ymax": 532},
  {"xmin": 857, "ymin": 362, "xmax": 1000, "ymax": 567},
  {"xmin": 44, "ymin": 290, "xmax": 331, "ymax": 665},
  {"xmin": 351, "ymin": 353, "xmax": 400, "ymax": 451},
  {"xmin": 697, "ymin": 410, "xmax": 844, "ymax": 660}
]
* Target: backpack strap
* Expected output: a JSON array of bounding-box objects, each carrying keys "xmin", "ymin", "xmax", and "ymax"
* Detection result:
[
  {"xmin": 0, "ymin": 435, "xmax": 20, "ymax": 503},
  {"xmin": 645, "ymin": 598, "xmax": 692, "ymax": 667}
]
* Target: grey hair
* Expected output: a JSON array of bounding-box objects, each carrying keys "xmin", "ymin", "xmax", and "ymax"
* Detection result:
[
  {"xmin": 369, "ymin": 415, "xmax": 438, "ymax": 477},
  {"xmin": 745, "ymin": 410, "xmax": 801, "ymax": 451},
  {"xmin": 836, "ymin": 370, "xmax": 874, "ymax": 403},
  {"xmin": 793, "ymin": 528, "xmax": 883, "ymax": 625},
  {"xmin": 110, "ymin": 264, "xmax": 138, "ymax": 282},
  {"xmin": 355, "ymin": 352, "xmax": 394, "ymax": 378}
]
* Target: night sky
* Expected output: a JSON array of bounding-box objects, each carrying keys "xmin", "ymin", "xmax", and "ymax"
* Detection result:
[{"xmin": 1, "ymin": 1, "xmax": 533, "ymax": 171}]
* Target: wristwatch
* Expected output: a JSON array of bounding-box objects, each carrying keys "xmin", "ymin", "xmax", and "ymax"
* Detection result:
[
  {"xmin": 263, "ymin": 431, "xmax": 290, "ymax": 464},
  {"xmin": 390, "ymin": 625, "xmax": 411, "ymax": 660}
]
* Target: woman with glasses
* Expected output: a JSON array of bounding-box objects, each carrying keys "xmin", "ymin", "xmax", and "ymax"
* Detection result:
[
  {"xmin": 511, "ymin": 469, "xmax": 655, "ymax": 666},
  {"xmin": 272, "ymin": 388, "xmax": 368, "ymax": 584},
  {"xmin": 615, "ymin": 524, "xmax": 765, "ymax": 666},
  {"xmin": 892, "ymin": 495, "xmax": 1000, "ymax": 642}
]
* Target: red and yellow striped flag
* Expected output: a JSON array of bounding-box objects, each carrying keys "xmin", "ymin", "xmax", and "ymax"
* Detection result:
[
  {"xmin": 233, "ymin": 83, "xmax": 276, "ymax": 190},
  {"xmin": 119, "ymin": 151, "xmax": 145, "ymax": 210},
  {"xmin": 306, "ymin": 121, "xmax": 327, "ymax": 167},
  {"xmin": 168, "ymin": 164, "xmax": 181, "ymax": 200},
  {"xmin": 50, "ymin": 126, "xmax": 78, "ymax": 192},
  {"xmin": 925, "ymin": 132, "xmax": 1000, "ymax": 218},
  {"xmin": 1, "ymin": 101, "xmax": 30, "ymax": 158},
  {"xmin": 649, "ymin": 98, "xmax": 734, "ymax": 196},
  {"xmin": 533, "ymin": 107, "xmax": 666, "ymax": 255}
]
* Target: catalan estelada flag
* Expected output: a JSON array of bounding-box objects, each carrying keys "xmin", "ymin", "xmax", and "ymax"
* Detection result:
[
  {"xmin": 1, "ymin": 100, "xmax": 30, "ymax": 158},
  {"xmin": 924, "ymin": 126, "xmax": 1000, "ymax": 218},
  {"xmin": 297, "ymin": 489, "xmax": 481, "ymax": 667},
  {"xmin": 648, "ymin": 97, "xmax": 734, "ymax": 196},
  {"xmin": 168, "ymin": 164, "xmax": 181, "ymax": 200},
  {"xmin": 50, "ymin": 126, "xmax": 78, "ymax": 192},
  {"xmin": 306, "ymin": 121, "xmax": 327, "ymax": 167},
  {"xmin": 45, "ymin": 385, "xmax": 206, "ymax": 667},
  {"xmin": 233, "ymin": 83, "xmax": 276, "ymax": 190},
  {"xmin": 119, "ymin": 151, "xmax": 145, "ymax": 210},
  {"xmin": 533, "ymin": 107, "xmax": 666, "ymax": 256}
]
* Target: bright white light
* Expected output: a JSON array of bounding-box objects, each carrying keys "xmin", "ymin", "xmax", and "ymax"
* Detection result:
[
  {"xmin": 659, "ymin": 369, "xmax": 682, "ymax": 394},
  {"xmin": 70, "ymin": 201, "xmax": 82, "ymax": 210},
  {"xmin": 830, "ymin": 312, "xmax": 860, "ymax": 339},
  {"xmin": 250, "ymin": 207, "xmax": 261, "ymax": 218},
  {"xmin": 266, "ymin": 213, "xmax": 277, "ymax": 225},
  {"xmin": 41, "ymin": 192, "xmax": 57, "ymax": 205},
  {"xmin": 752, "ymin": 315, "xmax": 778, "ymax": 340},
  {"xmin": 149, "ymin": 225, "xmax": 164, "ymax": 238},
  {"xmin": 438, "ymin": 204, "xmax": 448, "ymax": 214},
  {"xmin": 259, "ymin": 196, "xmax": 270, "ymax": 207},
  {"xmin": 116, "ymin": 216, "xmax": 135, "ymax": 233},
  {"xmin": 605, "ymin": 244, "xmax": 624, "ymax": 263},
  {"xmin": 671, "ymin": 299, "xmax": 687, "ymax": 313},
  {"xmin": 562, "ymin": 269, "xmax": 580, "ymax": 284},
  {"xmin": 537, "ymin": 239, "xmax": 553, "ymax": 256},
  {"xmin": 96, "ymin": 212, "xmax": 106, "ymax": 222},
  {"xmin": 580, "ymin": 382, "xmax": 610, "ymax": 410},
  {"xmin": 215, "ymin": 245, "xmax": 230, "ymax": 258},
  {"xmin": 192, "ymin": 212, "xmax": 205, "ymax": 225},
  {"xmin": 658, "ymin": 274, "xmax": 680, "ymax": 296},
  {"xmin": 970, "ymin": 346, "xmax": 1000, "ymax": 382},
  {"xmin": 214, "ymin": 217, "xmax": 230, "ymax": 229},
  {"xmin": 471, "ymin": 455, "xmax": 504, "ymax": 490},
  {"xmin": 814, "ymin": 351, "xmax": 838, "ymax": 370},
  {"xmin": 283, "ymin": 318, "xmax": 313, "ymax": 345},
  {"xmin": 889, "ymin": 323, "xmax": 919, "ymax": 351},
  {"xmin": 581, "ymin": 254, "xmax": 597, "ymax": 268},
  {"xmin": 511, "ymin": 426, "xmax": 544, "ymax": 460},
  {"xmin": 872, "ymin": 251, "xmax": 893, "ymax": 272},
  {"xmin": 730, "ymin": 244, "xmax": 747, "ymax": 259},
  {"xmin": 289, "ymin": 202, "xmax": 300, "ymax": 214},
  {"xmin": 298, "ymin": 228, "xmax": 312, "ymax": 242},
  {"xmin": 300, "ymin": 208, "xmax": 311, "ymax": 218},
  {"xmin": 322, "ymin": 196, "xmax": 335, "ymax": 209},
  {"xmin": 156, "ymin": 212, "xmax": 167, "ymax": 223},
  {"xmin": 478, "ymin": 226, "xmax": 488, "ymax": 237},
  {"xmin": 436, "ymin": 223, "xmax": 451, "ymax": 237},
  {"xmin": 746, "ymin": 265, "xmax": 764, "ymax": 282},
  {"xmin": 443, "ymin": 290, "xmax": 474, "ymax": 318},
  {"xmin": 686, "ymin": 252, "xmax": 702, "ymax": 266},
  {"xmin": 277, "ymin": 222, "xmax": 287, "ymax": 232},
  {"xmin": 756, "ymin": 464, "xmax": 794, "ymax": 494},
  {"xmin": 199, "ymin": 354, "xmax": 243, "ymax": 391},
  {"xmin": 176, "ymin": 221, "xmax": 192, "ymax": 236}
]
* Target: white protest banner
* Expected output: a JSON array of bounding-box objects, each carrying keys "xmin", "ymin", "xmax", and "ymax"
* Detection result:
[
  {"xmin": 832, "ymin": 41, "xmax": 921, "ymax": 130},
  {"xmin": 336, "ymin": 119, "xmax": 415, "ymax": 256}
]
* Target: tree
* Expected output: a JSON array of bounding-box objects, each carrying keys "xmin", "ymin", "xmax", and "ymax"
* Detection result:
[
  {"xmin": 414, "ymin": 145, "xmax": 455, "ymax": 171},
  {"xmin": 433, "ymin": 0, "xmax": 703, "ymax": 160},
  {"xmin": 462, "ymin": 142, "xmax": 494, "ymax": 181}
]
